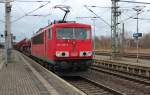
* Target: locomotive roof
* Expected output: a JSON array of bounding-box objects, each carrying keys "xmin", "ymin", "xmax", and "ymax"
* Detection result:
[
  {"xmin": 52, "ymin": 23, "xmax": 91, "ymax": 27},
  {"xmin": 32, "ymin": 22, "xmax": 91, "ymax": 37}
]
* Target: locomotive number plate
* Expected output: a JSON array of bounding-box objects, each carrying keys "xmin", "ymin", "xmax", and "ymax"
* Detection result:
[{"xmin": 71, "ymin": 52, "xmax": 78, "ymax": 56}]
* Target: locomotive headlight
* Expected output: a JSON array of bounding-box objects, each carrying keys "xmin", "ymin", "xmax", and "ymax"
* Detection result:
[
  {"xmin": 80, "ymin": 51, "xmax": 92, "ymax": 57},
  {"xmin": 86, "ymin": 51, "xmax": 92, "ymax": 56},
  {"xmin": 56, "ymin": 51, "xmax": 69, "ymax": 57}
]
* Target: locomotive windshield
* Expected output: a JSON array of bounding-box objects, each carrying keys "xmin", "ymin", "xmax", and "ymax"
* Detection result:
[{"xmin": 56, "ymin": 28, "xmax": 90, "ymax": 40}]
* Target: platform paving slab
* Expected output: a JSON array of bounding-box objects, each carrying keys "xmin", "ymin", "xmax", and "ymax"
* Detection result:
[{"xmin": 0, "ymin": 50, "xmax": 51, "ymax": 95}]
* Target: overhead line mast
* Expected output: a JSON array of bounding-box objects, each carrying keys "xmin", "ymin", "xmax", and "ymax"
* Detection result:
[
  {"xmin": 2, "ymin": 0, "xmax": 51, "ymax": 65},
  {"xmin": 5, "ymin": 0, "xmax": 12, "ymax": 65},
  {"xmin": 111, "ymin": 0, "xmax": 121, "ymax": 59}
]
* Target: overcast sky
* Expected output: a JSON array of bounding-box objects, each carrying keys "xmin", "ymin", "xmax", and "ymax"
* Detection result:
[{"xmin": 0, "ymin": 0, "xmax": 150, "ymax": 41}]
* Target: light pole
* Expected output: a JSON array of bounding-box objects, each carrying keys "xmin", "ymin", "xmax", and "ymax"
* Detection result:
[
  {"xmin": 133, "ymin": 6, "xmax": 143, "ymax": 63},
  {"xmin": 136, "ymin": 12, "xmax": 139, "ymax": 63}
]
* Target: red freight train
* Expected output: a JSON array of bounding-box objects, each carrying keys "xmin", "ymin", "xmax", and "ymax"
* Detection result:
[
  {"xmin": 31, "ymin": 21, "xmax": 93, "ymax": 72},
  {"xmin": 16, "ymin": 21, "xmax": 93, "ymax": 72},
  {"xmin": 16, "ymin": 38, "xmax": 31, "ymax": 54},
  {"xmin": 16, "ymin": 5, "xmax": 93, "ymax": 73}
]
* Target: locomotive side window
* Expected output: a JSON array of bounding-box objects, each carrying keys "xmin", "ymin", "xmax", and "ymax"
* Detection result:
[
  {"xmin": 32, "ymin": 33, "xmax": 44, "ymax": 44},
  {"xmin": 56, "ymin": 28, "xmax": 90, "ymax": 40},
  {"xmin": 48, "ymin": 28, "xmax": 52, "ymax": 39}
]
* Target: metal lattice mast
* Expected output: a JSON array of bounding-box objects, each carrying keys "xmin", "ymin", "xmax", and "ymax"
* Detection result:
[{"xmin": 111, "ymin": 0, "xmax": 120, "ymax": 59}]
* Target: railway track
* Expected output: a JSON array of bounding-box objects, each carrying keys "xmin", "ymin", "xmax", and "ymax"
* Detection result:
[
  {"xmin": 123, "ymin": 53, "xmax": 150, "ymax": 59},
  {"xmin": 91, "ymin": 65, "xmax": 150, "ymax": 85},
  {"xmin": 95, "ymin": 51, "xmax": 150, "ymax": 59},
  {"xmin": 63, "ymin": 76, "xmax": 124, "ymax": 95},
  {"xmin": 94, "ymin": 59, "xmax": 150, "ymax": 78},
  {"xmin": 82, "ymin": 69, "xmax": 150, "ymax": 95}
]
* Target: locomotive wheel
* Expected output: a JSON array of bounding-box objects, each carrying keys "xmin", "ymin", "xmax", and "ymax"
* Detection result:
[
  {"xmin": 45, "ymin": 63, "xmax": 49, "ymax": 68},
  {"xmin": 48, "ymin": 64, "xmax": 55, "ymax": 72}
]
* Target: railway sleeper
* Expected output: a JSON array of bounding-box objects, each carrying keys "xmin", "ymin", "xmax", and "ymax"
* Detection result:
[
  {"xmin": 117, "ymin": 66, "xmax": 122, "ymax": 70},
  {"xmin": 140, "ymin": 70, "xmax": 146, "ymax": 76},
  {"xmin": 94, "ymin": 61, "xmax": 150, "ymax": 78},
  {"xmin": 113, "ymin": 65, "xmax": 117, "ymax": 69},
  {"xmin": 109, "ymin": 64, "xmax": 112, "ymax": 68},
  {"xmin": 134, "ymin": 68, "xmax": 140, "ymax": 74},
  {"xmin": 93, "ymin": 64, "xmax": 150, "ymax": 80},
  {"xmin": 148, "ymin": 71, "xmax": 150, "ymax": 77},
  {"xmin": 122, "ymin": 66, "xmax": 127, "ymax": 71}
]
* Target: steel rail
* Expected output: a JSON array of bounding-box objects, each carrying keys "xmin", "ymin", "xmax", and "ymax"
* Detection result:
[
  {"xmin": 64, "ymin": 76, "xmax": 125, "ymax": 95},
  {"xmin": 90, "ymin": 65, "xmax": 150, "ymax": 85}
]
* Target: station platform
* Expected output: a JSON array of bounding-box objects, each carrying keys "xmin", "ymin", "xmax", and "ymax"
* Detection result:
[
  {"xmin": 95, "ymin": 55, "xmax": 150, "ymax": 68},
  {"xmin": 0, "ymin": 50, "xmax": 57, "ymax": 95},
  {"xmin": 0, "ymin": 50, "xmax": 85, "ymax": 95}
]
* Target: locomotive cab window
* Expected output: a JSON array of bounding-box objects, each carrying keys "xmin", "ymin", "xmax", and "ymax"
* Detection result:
[
  {"xmin": 48, "ymin": 28, "xmax": 52, "ymax": 39},
  {"xmin": 56, "ymin": 28, "xmax": 90, "ymax": 40},
  {"xmin": 75, "ymin": 28, "xmax": 90, "ymax": 39},
  {"xmin": 57, "ymin": 28, "xmax": 73, "ymax": 40}
]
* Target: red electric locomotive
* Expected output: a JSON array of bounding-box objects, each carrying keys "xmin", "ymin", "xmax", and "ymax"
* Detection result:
[
  {"xmin": 31, "ymin": 21, "xmax": 93, "ymax": 72},
  {"xmin": 16, "ymin": 5, "xmax": 93, "ymax": 73}
]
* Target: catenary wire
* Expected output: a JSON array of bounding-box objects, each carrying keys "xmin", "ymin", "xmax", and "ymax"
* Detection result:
[
  {"xmin": 12, "ymin": 2, "xmax": 50, "ymax": 23},
  {"xmin": 84, "ymin": 5, "xmax": 111, "ymax": 27}
]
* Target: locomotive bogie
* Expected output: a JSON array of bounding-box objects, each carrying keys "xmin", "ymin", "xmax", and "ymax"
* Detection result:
[{"xmin": 54, "ymin": 59, "xmax": 92, "ymax": 72}]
